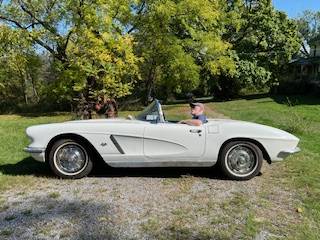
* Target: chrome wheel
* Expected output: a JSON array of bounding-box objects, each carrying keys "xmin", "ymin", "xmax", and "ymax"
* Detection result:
[
  {"xmin": 53, "ymin": 142, "xmax": 88, "ymax": 176},
  {"xmin": 225, "ymin": 144, "xmax": 258, "ymax": 177}
]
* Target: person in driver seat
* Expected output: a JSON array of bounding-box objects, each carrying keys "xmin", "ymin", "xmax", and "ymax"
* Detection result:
[{"xmin": 178, "ymin": 102, "xmax": 208, "ymax": 126}]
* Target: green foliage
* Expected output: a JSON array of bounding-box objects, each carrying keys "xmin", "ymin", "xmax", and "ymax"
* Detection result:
[
  {"xmin": 222, "ymin": 0, "xmax": 301, "ymax": 92},
  {"xmin": 132, "ymin": 0, "xmax": 235, "ymax": 100},
  {"xmin": 0, "ymin": 25, "xmax": 42, "ymax": 106},
  {"xmin": 0, "ymin": 0, "xmax": 302, "ymax": 108},
  {"xmin": 0, "ymin": 0, "xmax": 141, "ymax": 110},
  {"xmin": 63, "ymin": 1, "xmax": 141, "ymax": 99},
  {"xmin": 235, "ymin": 60, "xmax": 271, "ymax": 88}
]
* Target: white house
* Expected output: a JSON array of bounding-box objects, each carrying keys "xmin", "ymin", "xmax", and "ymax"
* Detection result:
[
  {"xmin": 289, "ymin": 39, "xmax": 320, "ymax": 82},
  {"xmin": 309, "ymin": 41, "xmax": 320, "ymax": 57}
]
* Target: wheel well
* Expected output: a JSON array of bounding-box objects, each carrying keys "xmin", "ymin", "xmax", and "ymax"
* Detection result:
[
  {"xmin": 218, "ymin": 138, "xmax": 271, "ymax": 164},
  {"xmin": 45, "ymin": 133, "xmax": 104, "ymax": 164}
]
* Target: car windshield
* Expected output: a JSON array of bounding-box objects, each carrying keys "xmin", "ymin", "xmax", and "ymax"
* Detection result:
[{"xmin": 136, "ymin": 100, "xmax": 165, "ymax": 123}]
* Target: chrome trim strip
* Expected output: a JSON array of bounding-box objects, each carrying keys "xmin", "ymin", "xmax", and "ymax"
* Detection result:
[
  {"xmin": 277, "ymin": 147, "xmax": 301, "ymax": 159},
  {"xmin": 24, "ymin": 147, "xmax": 45, "ymax": 153},
  {"xmin": 110, "ymin": 135, "xmax": 125, "ymax": 154},
  {"xmin": 107, "ymin": 161, "xmax": 215, "ymax": 168}
]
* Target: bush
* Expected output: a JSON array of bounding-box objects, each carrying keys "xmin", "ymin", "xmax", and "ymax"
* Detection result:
[
  {"xmin": 273, "ymin": 80, "xmax": 320, "ymax": 95},
  {"xmin": 0, "ymin": 100, "xmax": 71, "ymax": 114}
]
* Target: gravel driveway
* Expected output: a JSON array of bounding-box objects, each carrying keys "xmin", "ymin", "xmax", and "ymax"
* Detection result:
[{"xmin": 0, "ymin": 164, "xmax": 302, "ymax": 240}]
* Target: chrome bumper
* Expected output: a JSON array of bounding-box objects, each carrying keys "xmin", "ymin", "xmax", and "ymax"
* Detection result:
[
  {"xmin": 24, "ymin": 147, "xmax": 46, "ymax": 162},
  {"xmin": 24, "ymin": 147, "xmax": 45, "ymax": 153},
  {"xmin": 277, "ymin": 147, "xmax": 301, "ymax": 159}
]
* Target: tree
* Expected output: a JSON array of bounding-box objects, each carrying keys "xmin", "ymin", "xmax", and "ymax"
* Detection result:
[
  {"xmin": 131, "ymin": 0, "xmax": 235, "ymax": 102},
  {"xmin": 295, "ymin": 10, "xmax": 320, "ymax": 57},
  {"xmin": 0, "ymin": 0, "xmax": 302, "ymax": 108},
  {"xmin": 0, "ymin": 0, "xmax": 140, "ymax": 117},
  {"xmin": 217, "ymin": 0, "xmax": 301, "ymax": 97},
  {"xmin": 0, "ymin": 25, "xmax": 42, "ymax": 107}
]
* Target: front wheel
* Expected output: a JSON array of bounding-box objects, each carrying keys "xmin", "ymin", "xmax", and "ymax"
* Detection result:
[
  {"xmin": 219, "ymin": 141, "xmax": 263, "ymax": 180},
  {"xmin": 48, "ymin": 139, "xmax": 93, "ymax": 179}
]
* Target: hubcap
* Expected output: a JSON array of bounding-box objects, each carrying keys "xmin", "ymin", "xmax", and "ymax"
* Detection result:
[
  {"xmin": 54, "ymin": 143, "xmax": 88, "ymax": 175},
  {"xmin": 226, "ymin": 144, "xmax": 257, "ymax": 177}
]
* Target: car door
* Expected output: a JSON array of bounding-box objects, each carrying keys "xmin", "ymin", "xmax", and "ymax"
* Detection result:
[{"xmin": 143, "ymin": 123, "xmax": 206, "ymax": 160}]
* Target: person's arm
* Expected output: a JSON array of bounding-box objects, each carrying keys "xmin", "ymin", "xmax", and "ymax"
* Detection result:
[{"xmin": 178, "ymin": 119, "xmax": 202, "ymax": 126}]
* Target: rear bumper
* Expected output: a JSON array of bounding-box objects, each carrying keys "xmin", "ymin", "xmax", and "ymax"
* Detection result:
[
  {"xmin": 275, "ymin": 147, "xmax": 301, "ymax": 161},
  {"xmin": 24, "ymin": 147, "xmax": 46, "ymax": 162}
]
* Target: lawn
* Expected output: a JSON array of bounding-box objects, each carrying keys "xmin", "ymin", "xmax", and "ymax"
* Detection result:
[
  {"xmin": 0, "ymin": 113, "xmax": 72, "ymax": 191},
  {"xmin": 0, "ymin": 95, "xmax": 319, "ymax": 239}
]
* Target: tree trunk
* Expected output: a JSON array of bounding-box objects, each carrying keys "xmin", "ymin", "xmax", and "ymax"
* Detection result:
[
  {"xmin": 75, "ymin": 75, "xmax": 99, "ymax": 119},
  {"xmin": 28, "ymin": 72, "xmax": 40, "ymax": 103},
  {"xmin": 145, "ymin": 66, "xmax": 156, "ymax": 105},
  {"xmin": 18, "ymin": 69, "xmax": 28, "ymax": 104}
]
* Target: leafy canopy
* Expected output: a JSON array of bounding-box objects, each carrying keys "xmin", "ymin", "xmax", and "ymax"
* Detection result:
[
  {"xmin": 0, "ymin": 0, "xmax": 141, "ymax": 103},
  {"xmin": 134, "ymin": 0, "xmax": 235, "ymax": 98},
  {"xmin": 0, "ymin": 0, "xmax": 302, "ymax": 108}
]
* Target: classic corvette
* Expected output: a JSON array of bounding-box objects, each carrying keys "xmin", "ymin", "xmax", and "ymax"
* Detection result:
[{"xmin": 24, "ymin": 100, "xmax": 300, "ymax": 180}]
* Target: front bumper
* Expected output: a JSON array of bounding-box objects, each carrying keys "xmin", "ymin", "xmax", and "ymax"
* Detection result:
[
  {"xmin": 277, "ymin": 147, "xmax": 301, "ymax": 160},
  {"xmin": 24, "ymin": 147, "xmax": 46, "ymax": 162}
]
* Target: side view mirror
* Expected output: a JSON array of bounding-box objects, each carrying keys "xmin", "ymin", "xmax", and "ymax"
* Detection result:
[{"xmin": 146, "ymin": 115, "xmax": 158, "ymax": 121}]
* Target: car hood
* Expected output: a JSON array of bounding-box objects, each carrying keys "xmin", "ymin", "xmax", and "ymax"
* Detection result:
[{"xmin": 207, "ymin": 118, "xmax": 299, "ymax": 141}]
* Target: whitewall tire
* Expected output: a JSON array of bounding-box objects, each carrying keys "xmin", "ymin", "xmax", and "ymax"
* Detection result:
[
  {"xmin": 48, "ymin": 139, "xmax": 93, "ymax": 179},
  {"xmin": 219, "ymin": 141, "xmax": 263, "ymax": 180}
]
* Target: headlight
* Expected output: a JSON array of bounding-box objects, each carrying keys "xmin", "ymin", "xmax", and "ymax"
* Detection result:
[{"xmin": 25, "ymin": 127, "xmax": 34, "ymax": 144}]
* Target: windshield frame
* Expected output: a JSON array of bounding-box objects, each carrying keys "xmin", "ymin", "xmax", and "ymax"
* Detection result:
[{"xmin": 136, "ymin": 99, "xmax": 165, "ymax": 123}]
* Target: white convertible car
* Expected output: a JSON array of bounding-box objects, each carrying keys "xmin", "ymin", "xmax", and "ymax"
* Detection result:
[{"xmin": 24, "ymin": 100, "xmax": 300, "ymax": 180}]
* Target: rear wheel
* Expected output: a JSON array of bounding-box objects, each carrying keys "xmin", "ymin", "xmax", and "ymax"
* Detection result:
[
  {"xmin": 219, "ymin": 141, "xmax": 263, "ymax": 180},
  {"xmin": 48, "ymin": 139, "xmax": 93, "ymax": 179}
]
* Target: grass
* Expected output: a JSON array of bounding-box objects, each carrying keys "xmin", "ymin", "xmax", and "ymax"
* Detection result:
[
  {"xmin": 0, "ymin": 95, "xmax": 319, "ymax": 238},
  {"xmin": 0, "ymin": 113, "xmax": 72, "ymax": 192},
  {"xmin": 48, "ymin": 192, "xmax": 60, "ymax": 199}
]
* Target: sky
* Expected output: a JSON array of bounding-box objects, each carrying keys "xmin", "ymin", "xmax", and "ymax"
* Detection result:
[{"xmin": 273, "ymin": 0, "xmax": 320, "ymax": 18}]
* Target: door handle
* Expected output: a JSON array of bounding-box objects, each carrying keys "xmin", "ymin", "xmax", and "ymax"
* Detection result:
[{"xmin": 190, "ymin": 129, "xmax": 202, "ymax": 133}]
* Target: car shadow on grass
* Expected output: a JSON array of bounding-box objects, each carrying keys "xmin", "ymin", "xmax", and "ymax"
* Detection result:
[
  {"xmin": 0, "ymin": 157, "xmax": 231, "ymax": 180},
  {"xmin": 0, "ymin": 157, "xmax": 52, "ymax": 177}
]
